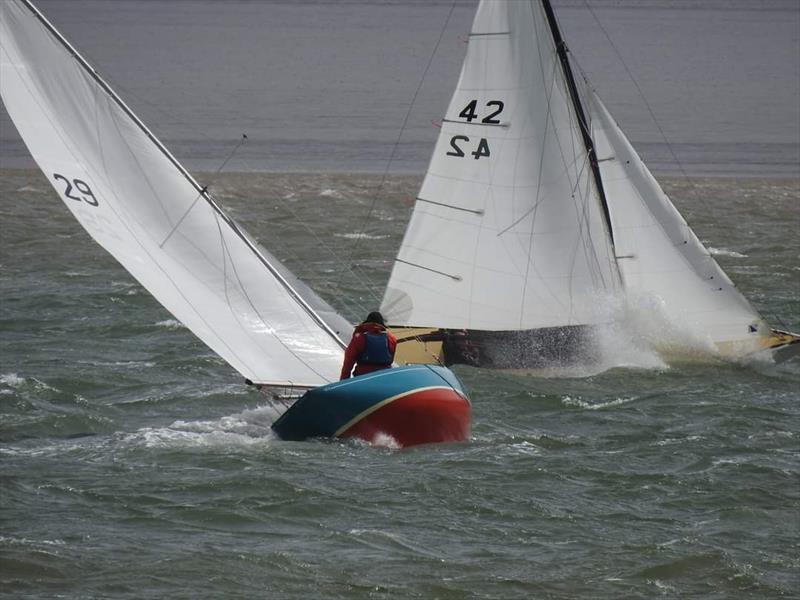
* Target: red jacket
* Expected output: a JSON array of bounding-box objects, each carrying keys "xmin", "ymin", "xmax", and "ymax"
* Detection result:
[{"xmin": 340, "ymin": 322, "xmax": 397, "ymax": 380}]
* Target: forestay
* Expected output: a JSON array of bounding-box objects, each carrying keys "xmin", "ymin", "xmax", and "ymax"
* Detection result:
[
  {"xmin": 382, "ymin": 0, "xmax": 619, "ymax": 331},
  {"xmin": 0, "ymin": 0, "xmax": 345, "ymax": 387}
]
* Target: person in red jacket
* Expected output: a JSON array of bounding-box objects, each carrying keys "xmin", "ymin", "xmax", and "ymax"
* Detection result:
[{"xmin": 340, "ymin": 311, "xmax": 397, "ymax": 379}]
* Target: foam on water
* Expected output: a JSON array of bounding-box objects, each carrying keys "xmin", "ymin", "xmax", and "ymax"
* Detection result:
[
  {"xmin": 369, "ymin": 432, "xmax": 401, "ymax": 450},
  {"xmin": 561, "ymin": 395, "xmax": 638, "ymax": 410},
  {"xmin": 591, "ymin": 291, "xmax": 724, "ymax": 370},
  {"xmin": 708, "ymin": 247, "xmax": 748, "ymax": 258},
  {"xmin": 334, "ymin": 233, "xmax": 389, "ymax": 240},
  {"xmin": 155, "ymin": 319, "xmax": 186, "ymax": 330},
  {"xmin": 1, "ymin": 372, "xmax": 26, "ymax": 387},
  {"xmin": 122, "ymin": 404, "xmax": 282, "ymax": 450}
]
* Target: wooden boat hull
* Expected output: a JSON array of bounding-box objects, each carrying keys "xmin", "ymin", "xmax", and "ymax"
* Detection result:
[
  {"xmin": 271, "ymin": 365, "xmax": 470, "ymax": 447},
  {"xmin": 391, "ymin": 325, "xmax": 595, "ymax": 369},
  {"xmin": 392, "ymin": 326, "xmax": 800, "ymax": 367},
  {"xmin": 758, "ymin": 329, "xmax": 800, "ymax": 363}
]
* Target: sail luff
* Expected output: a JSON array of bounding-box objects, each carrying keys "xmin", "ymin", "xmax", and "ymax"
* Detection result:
[{"xmin": 15, "ymin": 0, "xmax": 345, "ymax": 353}]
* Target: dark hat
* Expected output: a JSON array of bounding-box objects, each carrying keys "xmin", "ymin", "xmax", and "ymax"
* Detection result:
[{"xmin": 364, "ymin": 311, "xmax": 385, "ymax": 326}]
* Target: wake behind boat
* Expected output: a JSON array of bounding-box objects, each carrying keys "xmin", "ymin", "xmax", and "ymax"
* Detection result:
[
  {"xmin": 0, "ymin": 0, "xmax": 471, "ymax": 447},
  {"xmin": 380, "ymin": 0, "xmax": 799, "ymax": 369}
]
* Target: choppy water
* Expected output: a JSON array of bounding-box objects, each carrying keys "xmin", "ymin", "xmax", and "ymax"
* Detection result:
[
  {"xmin": 2, "ymin": 169, "xmax": 799, "ymax": 598},
  {"xmin": 2, "ymin": 0, "xmax": 800, "ymax": 596}
]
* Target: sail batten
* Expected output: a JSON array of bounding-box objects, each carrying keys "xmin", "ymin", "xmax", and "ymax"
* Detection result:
[{"xmin": 1, "ymin": 0, "xmax": 347, "ymax": 385}]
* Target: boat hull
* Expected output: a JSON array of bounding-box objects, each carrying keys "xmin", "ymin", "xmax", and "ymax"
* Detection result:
[
  {"xmin": 391, "ymin": 325, "xmax": 595, "ymax": 369},
  {"xmin": 271, "ymin": 365, "xmax": 470, "ymax": 447},
  {"xmin": 392, "ymin": 326, "xmax": 800, "ymax": 367}
]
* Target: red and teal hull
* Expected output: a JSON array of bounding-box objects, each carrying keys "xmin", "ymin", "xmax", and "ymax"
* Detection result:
[{"xmin": 271, "ymin": 365, "xmax": 470, "ymax": 447}]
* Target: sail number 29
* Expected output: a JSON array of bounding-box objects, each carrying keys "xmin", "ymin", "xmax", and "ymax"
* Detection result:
[
  {"xmin": 446, "ymin": 99, "xmax": 504, "ymax": 160},
  {"xmin": 53, "ymin": 174, "xmax": 99, "ymax": 207}
]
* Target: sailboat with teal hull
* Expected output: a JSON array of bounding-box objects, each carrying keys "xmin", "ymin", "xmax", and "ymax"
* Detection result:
[{"xmin": 0, "ymin": 0, "xmax": 470, "ymax": 447}]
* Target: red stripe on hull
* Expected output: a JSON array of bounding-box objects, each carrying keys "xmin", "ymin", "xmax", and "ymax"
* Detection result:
[{"xmin": 339, "ymin": 389, "xmax": 471, "ymax": 448}]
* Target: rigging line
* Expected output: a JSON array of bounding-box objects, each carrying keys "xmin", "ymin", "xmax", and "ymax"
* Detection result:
[
  {"xmin": 580, "ymin": 0, "xmax": 707, "ymax": 210},
  {"xmin": 104, "ymin": 112, "xmax": 271, "ymax": 377},
  {"xmin": 540, "ymin": 6, "xmax": 616, "ymax": 292},
  {"xmin": 342, "ymin": 0, "xmax": 457, "ymax": 279},
  {"xmin": 159, "ymin": 134, "xmax": 248, "ymax": 249},
  {"xmin": 541, "ymin": 0, "xmax": 615, "ymax": 250}
]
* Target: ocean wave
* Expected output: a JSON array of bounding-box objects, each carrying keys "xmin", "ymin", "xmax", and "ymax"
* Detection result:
[
  {"xmin": 1, "ymin": 372, "xmax": 26, "ymax": 387},
  {"xmin": 319, "ymin": 188, "xmax": 343, "ymax": 199},
  {"xmin": 121, "ymin": 404, "xmax": 282, "ymax": 451},
  {"xmin": 708, "ymin": 247, "xmax": 748, "ymax": 258},
  {"xmin": 155, "ymin": 319, "xmax": 186, "ymax": 330},
  {"xmin": 0, "ymin": 373, "xmax": 59, "ymax": 392},
  {"xmin": 561, "ymin": 395, "xmax": 637, "ymax": 410},
  {"xmin": 334, "ymin": 232, "xmax": 389, "ymax": 240}
]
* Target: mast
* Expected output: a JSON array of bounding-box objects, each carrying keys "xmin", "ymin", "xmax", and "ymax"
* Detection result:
[
  {"xmin": 15, "ymin": 0, "xmax": 345, "ymax": 351},
  {"xmin": 540, "ymin": 0, "xmax": 615, "ymax": 247}
]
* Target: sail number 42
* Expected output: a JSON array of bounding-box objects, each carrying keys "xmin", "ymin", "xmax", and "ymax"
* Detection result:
[
  {"xmin": 53, "ymin": 174, "xmax": 99, "ymax": 207},
  {"xmin": 446, "ymin": 100, "xmax": 504, "ymax": 160}
]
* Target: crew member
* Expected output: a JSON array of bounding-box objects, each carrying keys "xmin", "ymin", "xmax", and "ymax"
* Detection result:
[{"xmin": 340, "ymin": 311, "xmax": 397, "ymax": 379}]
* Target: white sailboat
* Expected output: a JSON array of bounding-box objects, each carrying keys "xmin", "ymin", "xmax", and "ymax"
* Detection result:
[
  {"xmin": 382, "ymin": 0, "xmax": 799, "ymax": 368},
  {"xmin": 0, "ymin": 0, "xmax": 471, "ymax": 446}
]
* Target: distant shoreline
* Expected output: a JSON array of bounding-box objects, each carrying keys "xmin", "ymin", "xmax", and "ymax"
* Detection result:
[{"xmin": 1, "ymin": 167, "xmax": 798, "ymax": 184}]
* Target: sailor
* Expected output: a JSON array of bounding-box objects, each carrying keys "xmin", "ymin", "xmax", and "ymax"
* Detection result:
[{"xmin": 340, "ymin": 311, "xmax": 397, "ymax": 379}]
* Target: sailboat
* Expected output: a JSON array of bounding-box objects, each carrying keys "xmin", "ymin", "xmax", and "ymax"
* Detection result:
[
  {"xmin": 0, "ymin": 0, "xmax": 470, "ymax": 447},
  {"xmin": 382, "ymin": 0, "xmax": 799, "ymax": 369}
]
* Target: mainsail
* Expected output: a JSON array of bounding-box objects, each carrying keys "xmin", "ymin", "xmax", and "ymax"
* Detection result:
[
  {"xmin": 382, "ymin": 0, "xmax": 619, "ymax": 333},
  {"xmin": 0, "ymin": 0, "xmax": 347, "ymax": 387},
  {"xmin": 382, "ymin": 0, "xmax": 778, "ymax": 363}
]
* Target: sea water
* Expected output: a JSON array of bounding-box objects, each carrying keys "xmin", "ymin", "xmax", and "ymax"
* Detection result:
[{"xmin": 2, "ymin": 1, "xmax": 799, "ymax": 598}]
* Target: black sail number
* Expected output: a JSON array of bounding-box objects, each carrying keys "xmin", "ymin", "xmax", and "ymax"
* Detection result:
[
  {"xmin": 482, "ymin": 100, "xmax": 504, "ymax": 124},
  {"xmin": 53, "ymin": 174, "xmax": 99, "ymax": 207},
  {"xmin": 457, "ymin": 99, "xmax": 505, "ymax": 124},
  {"xmin": 446, "ymin": 136, "xmax": 490, "ymax": 160},
  {"xmin": 447, "ymin": 135, "xmax": 469, "ymax": 157}
]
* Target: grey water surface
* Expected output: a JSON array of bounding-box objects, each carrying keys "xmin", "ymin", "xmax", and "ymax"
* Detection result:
[{"xmin": 1, "ymin": 1, "xmax": 799, "ymax": 598}]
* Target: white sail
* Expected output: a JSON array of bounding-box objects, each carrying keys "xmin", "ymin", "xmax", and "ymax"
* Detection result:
[
  {"xmin": 0, "ymin": 0, "xmax": 345, "ymax": 387},
  {"xmin": 588, "ymin": 90, "xmax": 768, "ymax": 348},
  {"xmin": 381, "ymin": 0, "xmax": 619, "ymax": 331}
]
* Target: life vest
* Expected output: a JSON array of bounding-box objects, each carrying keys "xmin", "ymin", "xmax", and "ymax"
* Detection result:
[{"xmin": 358, "ymin": 331, "xmax": 393, "ymax": 365}]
